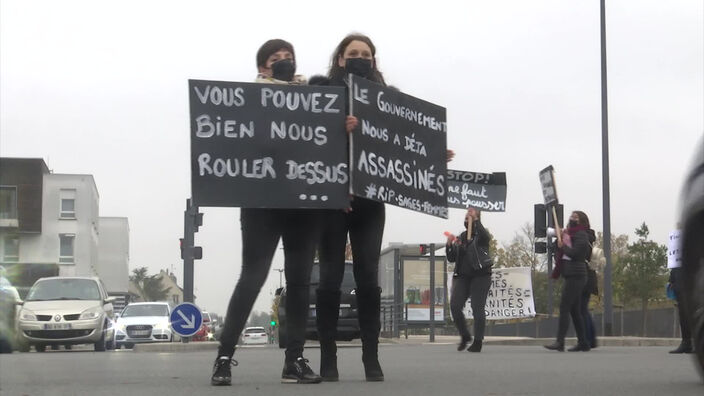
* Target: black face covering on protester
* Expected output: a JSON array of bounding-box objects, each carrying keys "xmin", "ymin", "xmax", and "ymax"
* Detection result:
[
  {"xmin": 271, "ymin": 59, "xmax": 296, "ymax": 81},
  {"xmin": 345, "ymin": 57, "xmax": 372, "ymax": 78},
  {"xmin": 568, "ymin": 220, "xmax": 578, "ymax": 228}
]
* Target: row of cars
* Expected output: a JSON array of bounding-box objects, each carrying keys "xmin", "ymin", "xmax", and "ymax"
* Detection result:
[
  {"xmin": 0, "ymin": 273, "xmax": 218, "ymax": 352},
  {"xmin": 0, "ymin": 262, "xmax": 360, "ymax": 353}
]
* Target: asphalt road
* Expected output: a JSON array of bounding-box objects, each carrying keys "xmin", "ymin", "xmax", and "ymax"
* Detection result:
[{"xmin": 1, "ymin": 344, "xmax": 701, "ymax": 396}]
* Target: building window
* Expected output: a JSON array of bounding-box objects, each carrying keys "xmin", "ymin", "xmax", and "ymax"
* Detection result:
[
  {"xmin": 172, "ymin": 295, "xmax": 180, "ymax": 304},
  {"xmin": 59, "ymin": 189, "xmax": 76, "ymax": 219},
  {"xmin": 59, "ymin": 234, "xmax": 75, "ymax": 263},
  {"xmin": 3, "ymin": 236, "xmax": 19, "ymax": 262},
  {"xmin": 0, "ymin": 186, "xmax": 18, "ymax": 220}
]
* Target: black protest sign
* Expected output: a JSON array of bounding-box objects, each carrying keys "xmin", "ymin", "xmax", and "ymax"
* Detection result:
[
  {"xmin": 446, "ymin": 170, "xmax": 507, "ymax": 212},
  {"xmin": 539, "ymin": 165, "xmax": 558, "ymax": 205},
  {"xmin": 349, "ymin": 75, "xmax": 448, "ymax": 218},
  {"xmin": 189, "ymin": 79, "xmax": 348, "ymax": 208}
]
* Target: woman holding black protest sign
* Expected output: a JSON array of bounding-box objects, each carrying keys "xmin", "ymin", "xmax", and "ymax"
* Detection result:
[
  {"xmin": 211, "ymin": 39, "xmax": 322, "ymax": 387},
  {"xmin": 545, "ymin": 210, "xmax": 592, "ymax": 352},
  {"xmin": 309, "ymin": 33, "xmax": 387, "ymax": 383},
  {"xmin": 446, "ymin": 207, "xmax": 493, "ymax": 353}
]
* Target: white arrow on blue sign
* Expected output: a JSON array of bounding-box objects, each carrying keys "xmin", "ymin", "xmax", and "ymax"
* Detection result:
[{"xmin": 170, "ymin": 302, "xmax": 203, "ymax": 337}]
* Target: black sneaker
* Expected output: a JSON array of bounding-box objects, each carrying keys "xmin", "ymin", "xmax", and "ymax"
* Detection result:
[
  {"xmin": 281, "ymin": 357, "xmax": 322, "ymax": 384},
  {"xmin": 211, "ymin": 356, "xmax": 237, "ymax": 386}
]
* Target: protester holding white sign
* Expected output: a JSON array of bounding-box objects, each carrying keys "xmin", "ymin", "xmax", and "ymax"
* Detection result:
[
  {"xmin": 446, "ymin": 207, "xmax": 493, "ymax": 353},
  {"xmin": 667, "ymin": 227, "xmax": 693, "ymax": 354}
]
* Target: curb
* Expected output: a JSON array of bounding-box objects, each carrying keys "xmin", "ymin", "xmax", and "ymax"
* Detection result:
[
  {"xmin": 133, "ymin": 337, "xmax": 683, "ymax": 352},
  {"xmin": 392, "ymin": 336, "xmax": 683, "ymax": 347}
]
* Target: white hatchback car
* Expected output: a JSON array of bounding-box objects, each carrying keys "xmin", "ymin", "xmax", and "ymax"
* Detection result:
[
  {"xmin": 242, "ymin": 326, "xmax": 268, "ymax": 345},
  {"xmin": 16, "ymin": 276, "xmax": 116, "ymax": 352},
  {"xmin": 114, "ymin": 302, "xmax": 177, "ymax": 348}
]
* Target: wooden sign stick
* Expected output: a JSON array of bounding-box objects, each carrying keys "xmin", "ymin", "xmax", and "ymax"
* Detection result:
[{"xmin": 552, "ymin": 205, "xmax": 562, "ymax": 245}]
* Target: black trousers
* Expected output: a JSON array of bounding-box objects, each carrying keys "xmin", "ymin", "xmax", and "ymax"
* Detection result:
[
  {"xmin": 218, "ymin": 208, "xmax": 319, "ymax": 361},
  {"xmin": 557, "ymin": 275, "xmax": 587, "ymax": 344},
  {"xmin": 317, "ymin": 198, "xmax": 385, "ymax": 292},
  {"xmin": 450, "ymin": 274, "xmax": 492, "ymax": 341},
  {"xmin": 671, "ymin": 268, "xmax": 692, "ymax": 340}
]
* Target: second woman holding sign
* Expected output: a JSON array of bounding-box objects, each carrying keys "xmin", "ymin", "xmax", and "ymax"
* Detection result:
[
  {"xmin": 446, "ymin": 207, "xmax": 493, "ymax": 352},
  {"xmin": 311, "ymin": 33, "xmax": 387, "ymax": 382}
]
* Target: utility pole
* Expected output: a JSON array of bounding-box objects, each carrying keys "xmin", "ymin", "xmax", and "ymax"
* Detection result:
[
  {"xmin": 600, "ymin": 0, "xmax": 614, "ymax": 336},
  {"xmin": 429, "ymin": 243, "xmax": 436, "ymax": 343}
]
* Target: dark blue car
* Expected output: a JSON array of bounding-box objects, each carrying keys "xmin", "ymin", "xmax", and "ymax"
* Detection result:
[{"xmin": 276, "ymin": 261, "xmax": 360, "ymax": 348}]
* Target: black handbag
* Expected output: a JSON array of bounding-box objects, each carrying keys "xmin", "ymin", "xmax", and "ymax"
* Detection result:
[{"xmin": 586, "ymin": 268, "xmax": 599, "ymax": 296}]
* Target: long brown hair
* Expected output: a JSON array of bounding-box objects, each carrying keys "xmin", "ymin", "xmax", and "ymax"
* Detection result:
[
  {"xmin": 328, "ymin": 33, "xmax": 386, "ymax": 85},
  {"xmin": 573, "ymin": 211, "xmax": 590, "ymax": 228}
]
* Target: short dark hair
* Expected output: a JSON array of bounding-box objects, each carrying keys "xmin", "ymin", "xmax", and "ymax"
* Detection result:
[
  {"xmin": 256, "ymin": 39, "xmax": 295, "ymax": 68},
  {"xmin": 328, "ymin": 33, "xmax": 385, "ymax": 85}
]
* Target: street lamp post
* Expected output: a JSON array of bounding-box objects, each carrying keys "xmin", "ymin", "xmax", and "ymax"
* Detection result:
[{"xmin": 600, "ymin": 0, "xmax": 614, "ymax": 336}]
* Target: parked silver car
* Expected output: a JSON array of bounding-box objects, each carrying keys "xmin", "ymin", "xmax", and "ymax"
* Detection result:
[
  {"xmin": 16, "ymin": 276, "xmax": 115, "ymax": 352},
  {"xmin": 114, "ymin": 302, "xmax": 178, "ymax": 349}
]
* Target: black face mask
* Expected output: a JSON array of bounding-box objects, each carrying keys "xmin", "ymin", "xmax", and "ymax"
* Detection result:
[
  {"xmin": 464, "ymin": 221, "xmax": 469, "ymax": 229},
  {"xmin": 345, "ymin": 57, "xmax": 372, "ymax": 78},
  {"xmin": 271, "ymin": 59, "xmax": 296, "ymax": 81},
  {"xmin": 568, "ymin": 220, "xmax": 578, "ymax": 228}
]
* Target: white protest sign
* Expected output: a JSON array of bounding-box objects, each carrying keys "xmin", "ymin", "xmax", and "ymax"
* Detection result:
[
  {"xmin": 667, "ymin": 230, "xmax": 682, "ymax": 269},
  {"xmin": 450, "ymin": 267, "xmax": 536, "ymax": 320}
]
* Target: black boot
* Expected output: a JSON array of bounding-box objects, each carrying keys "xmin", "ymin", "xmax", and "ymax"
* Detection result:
[
  {"xmin": 357, "ymin": 287, "xmax": 384, "ymax": 382},
  {"xmin": 544, "ymin": 341, "xmax": 565, "ymax": 352},
  {"xmin": 567, "ymin": 343, "xmax": 591, "ymax": 352},
  {"xmin": 457, "ymin": 335, "xmax": 472, "ymax": 351},
  {"xmin": 467, "ymin": 340, "xmax": 483, "ymax": 352},
  {"xmin": 316, "ymin": 289, "xmax": 341, "ymax": 382},
  {"xmin": 669, "ymin": 340, "xmax": 693, "ymax": 354}
]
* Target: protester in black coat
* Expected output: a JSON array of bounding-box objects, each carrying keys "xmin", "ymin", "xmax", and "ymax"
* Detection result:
[
  {"xmin": 545, "ymin": 210, "xmax": 592, "ymax": 352},
  {"xmin": 211, "ymin": 39, "xmax": 322, "ymax": 387},
  {"xmin": 446, "ymin": 207, "xmax": 493, "ymax": 352},
  {"xmin": 312, "ymin": 33, "xmax": 387, "ymax": 383}
]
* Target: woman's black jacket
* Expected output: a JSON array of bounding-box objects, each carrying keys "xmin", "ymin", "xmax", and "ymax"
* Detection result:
[{"xmin": 446, "ymin": 220, "xmax": 492, "ymax": 276}]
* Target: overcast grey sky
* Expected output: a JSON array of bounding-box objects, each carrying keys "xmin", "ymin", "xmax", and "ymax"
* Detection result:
[{"xmin": 1, "ymin": 0, "xmax": 702, "ymax": 316}]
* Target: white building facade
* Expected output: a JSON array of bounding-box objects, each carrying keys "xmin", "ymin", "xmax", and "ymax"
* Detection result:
[{"xmin": 0, "ymin": 158, "xmax": 128, "ymax": 298}]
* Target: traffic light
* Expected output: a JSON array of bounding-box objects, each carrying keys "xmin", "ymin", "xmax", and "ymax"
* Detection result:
[
  {"xmin": 534, "ymin": 204, "xmax": 547, "ymax": 238},
  {"xmin": 534, "ymin": 241, "xmax": 547, "ymax": 254},
  {"xmin": 192, "ymin": 246, "xmax": 203, "ymax": 260},
  {"xmin": 194, "ymin": 211, "xmax": 203, "ymax": 232},
  {"xmin": 419, "ymin": 244, "xmax": 430, "ymax": 255},
  {"xmin": 180, "ymin": 238, "xmax": 203, "ymax": 260},
  {"xmin": 270, "ymin": 320, "xmax": 276, "ymax": 327},
  {"xmin": 547, "ymin": 204, "xmax": 564, "ymax": 229}
]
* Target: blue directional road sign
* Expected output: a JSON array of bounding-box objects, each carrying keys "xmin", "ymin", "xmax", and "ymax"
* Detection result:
[{"xmin": 170, "ymin": 302, "xmax": 203, "ymax": 337}]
